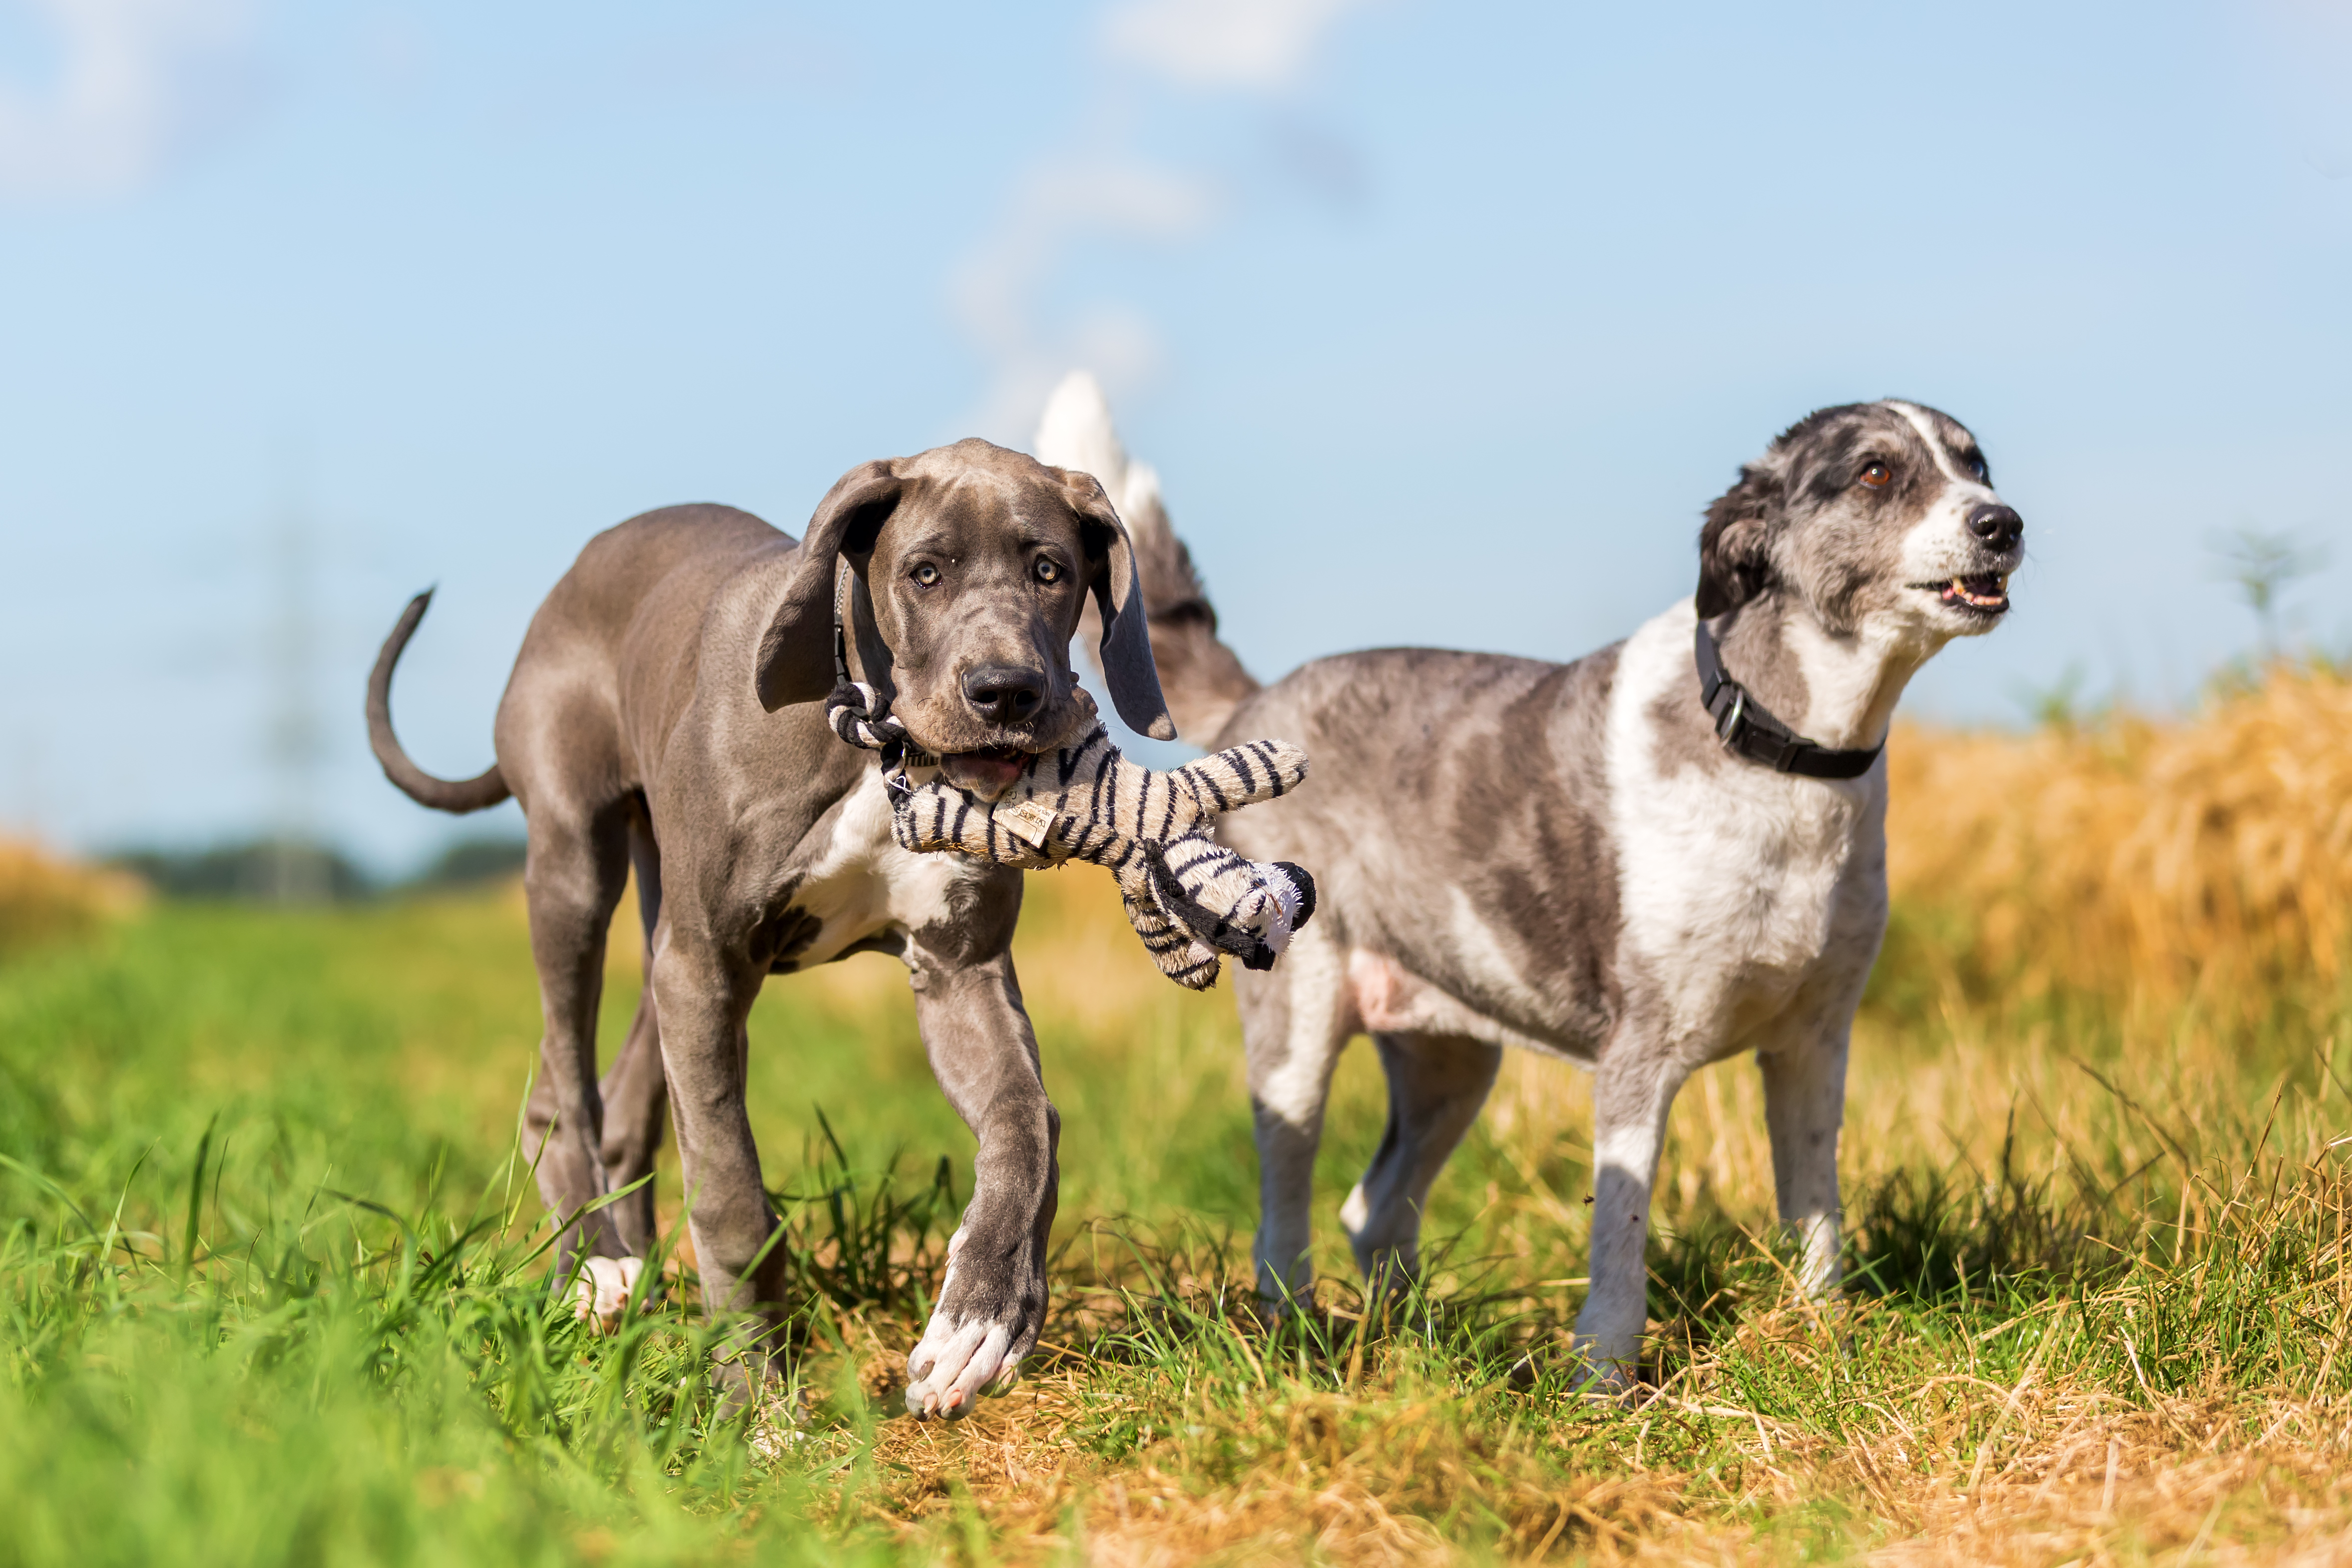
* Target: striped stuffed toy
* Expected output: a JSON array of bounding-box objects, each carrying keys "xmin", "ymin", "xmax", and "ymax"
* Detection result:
[{"xmin": 828, "ymin": 682, "xmax": 1316, "ymax": 990}]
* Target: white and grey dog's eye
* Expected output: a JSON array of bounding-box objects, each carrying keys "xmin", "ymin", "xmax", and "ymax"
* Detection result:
[
  {"xmin": 914, "ymin": 562, "xmax": 941, "ymax": 585},
  {"xmin": 1034, "ymin": 557, "xmax": 1060, "ymax": 583}
]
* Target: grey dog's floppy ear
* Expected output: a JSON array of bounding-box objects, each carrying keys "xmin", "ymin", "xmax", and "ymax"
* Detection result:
[
  {"xmin": 757, "ymin": 459, "xmax": 904, "ymax": 712},
  {"xmin": 1694, "ymin": 460, "xmax": 1783, "ymax": 620},
  {"xmin": 1065, "ymin": 470, "xmax": 1176, "ymax": 741}
]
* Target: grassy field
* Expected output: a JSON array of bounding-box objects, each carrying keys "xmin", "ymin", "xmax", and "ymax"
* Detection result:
[{"xmin": 3, "ymin": 663, "xmax": 2352, "ymax": 1565}]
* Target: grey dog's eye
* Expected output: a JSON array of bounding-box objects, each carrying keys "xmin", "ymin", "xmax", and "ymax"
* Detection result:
[
  {"xmin": 1034, "ymin": 557, "xmax": 1061, "ymax": 584},
  {"xmin": 912, "ymin": 563, "xmax": 940, "ymax": 586},
  {"xmin": 1859, "ymin": 461, "xmax": 1891, "ymax": 489}
]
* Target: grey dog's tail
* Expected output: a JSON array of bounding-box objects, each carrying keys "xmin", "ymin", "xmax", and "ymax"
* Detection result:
[
  {"xmin": 1033, "ymin": 372, "xmax": 1260, "ymax": 744},
  {"xmin": 366, "ymin": 590, "xmax": 512, "ymax": 814}
]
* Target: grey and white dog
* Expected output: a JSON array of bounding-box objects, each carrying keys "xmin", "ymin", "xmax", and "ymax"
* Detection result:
[
  {"xmin": 367, "ymin": 439, "xmax": 1176, "ymax": 1419},
  {"xmin": 1037, "ymin": 379, "xmax": 2024, "ymax": 1380}
]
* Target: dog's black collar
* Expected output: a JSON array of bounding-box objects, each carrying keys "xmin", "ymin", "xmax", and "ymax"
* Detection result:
[{"xmin": 1693, "ymin": 619, "xmax": 1882, "ymax": 781}]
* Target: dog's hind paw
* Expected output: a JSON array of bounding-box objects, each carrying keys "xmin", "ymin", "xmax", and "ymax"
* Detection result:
[{"xmin": 571, "ymin": 1254, "xmax": 645, "ymax": 1336}]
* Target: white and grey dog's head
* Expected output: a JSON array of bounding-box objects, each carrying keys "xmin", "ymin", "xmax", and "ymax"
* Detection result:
[{"xmin": 1695, "ymin": 401, "xmax": 2023, "ymax": 644}]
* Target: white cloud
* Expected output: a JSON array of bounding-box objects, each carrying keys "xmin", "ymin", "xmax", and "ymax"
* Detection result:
[
  {"xmin": 948, "ymin": 0, "xmax": 1371, "ymax": 441},
  {"xmin": 949, "ymin": 154, "xmax": 1219, "ymax": 441},
  {"xmin": 0, "ymin": 0, "xmax": 258, "ymax": 197},
  {"xmin": 1103, "ymin": 0, "xmax": 1369, "ymax": 90}
]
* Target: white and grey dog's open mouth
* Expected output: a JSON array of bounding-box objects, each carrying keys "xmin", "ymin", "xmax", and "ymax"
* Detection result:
[{"xmin": 1910, "ymin": 572, "xmax": 2011, "ymax": 614}]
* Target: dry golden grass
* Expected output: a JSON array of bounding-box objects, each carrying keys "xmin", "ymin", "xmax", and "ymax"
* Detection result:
[
  {"xmin": 0, "ymin": 836, "xmax": 143, "ymax": 956},
  {"xmin": 1885, "ymin": 659, "xmax": 2352, "ymax": 1005}
]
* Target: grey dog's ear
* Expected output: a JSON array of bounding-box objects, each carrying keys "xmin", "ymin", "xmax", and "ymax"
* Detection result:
[
  {"xmin": 756, "ymin": 459, "xmax": 904, "ymax": 712},
  {"xmin": 1064, "ymin": 470, "xmax": 1176, "ymax": 741},
  {"xmin": 1694, "ymin": 459, "xmax": 1784, "ymax": 619}
]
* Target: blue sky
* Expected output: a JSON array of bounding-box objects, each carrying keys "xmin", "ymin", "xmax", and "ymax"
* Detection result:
[{"xmin": 2, "ymin": 0, "xmax": 2349, "ymax": 872}]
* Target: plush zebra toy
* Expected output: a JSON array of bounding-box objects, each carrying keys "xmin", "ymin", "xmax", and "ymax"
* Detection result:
[{"xmin": 826, "ymin": 680, "xmax": 1316, "ymax": 990}]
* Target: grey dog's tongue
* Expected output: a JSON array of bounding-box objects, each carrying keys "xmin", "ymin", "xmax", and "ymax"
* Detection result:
[{"xmin": 941, "ymin": 751, "xmax": 1027, "ymax": 797}]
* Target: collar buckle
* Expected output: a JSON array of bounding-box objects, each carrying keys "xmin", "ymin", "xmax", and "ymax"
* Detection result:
[
  {"xmin": 1711, "ymin": 684, "xmax": 1748, "ymax": 748},
  {"xmin": 1694, "ymin": 617, "xmax": 1883, "ymax": 782}
]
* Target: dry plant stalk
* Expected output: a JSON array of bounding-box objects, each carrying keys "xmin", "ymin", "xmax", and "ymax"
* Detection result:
[{"xmin": 1885, "ymin": 659, "xmax": 2352, "ymax": 1002}]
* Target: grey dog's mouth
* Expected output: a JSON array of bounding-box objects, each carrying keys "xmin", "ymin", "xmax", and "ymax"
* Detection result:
[
  {"xmin": 1913, "ymin": 572, "xmax": 2011, "ymax": 615},
  {"xmin": 939, "ymin": 746, "xmax": 1032, "ymax": 795}
]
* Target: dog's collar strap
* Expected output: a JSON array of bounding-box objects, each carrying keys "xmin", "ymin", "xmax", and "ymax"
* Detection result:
[
  {"xmin": 1693, "ymin": 620, "xmax": 1882, "ymax": 781},
  {"xmin": 829, "ymin": 574, "xmax": 941, "ymax": 781},
  {"xmin": 825, "ymin": 672, "xmax": 939, "ymax": 783}
]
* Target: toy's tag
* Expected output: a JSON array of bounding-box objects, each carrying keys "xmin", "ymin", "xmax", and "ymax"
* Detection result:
[{"xmin": 1001, "ymin": 797, "xmax": 1057, "ymax": 849}]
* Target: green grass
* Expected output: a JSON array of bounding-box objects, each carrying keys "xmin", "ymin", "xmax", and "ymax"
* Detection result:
[{"xmin": 3, "ymin": 886, "xmax": 2351, "ymax": 1564}]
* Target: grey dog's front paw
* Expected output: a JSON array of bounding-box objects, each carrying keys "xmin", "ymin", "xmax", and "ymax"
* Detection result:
[{"xmin": 903, "ymin": 1228, "xmax": 1039, "ymax": 1420}]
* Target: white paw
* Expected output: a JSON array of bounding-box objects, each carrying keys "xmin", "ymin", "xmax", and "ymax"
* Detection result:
[
  {"xmin": 570, "ymin": 1255, "xmax": 645, "ymax": 1336},
  {"xmin": 903, "ymin": 1228, "xmax": 1024, "ymax": 1420},
  {"xmin": 904, "ymin": 1314, "xmax": 1019, "ymax": 1420}
]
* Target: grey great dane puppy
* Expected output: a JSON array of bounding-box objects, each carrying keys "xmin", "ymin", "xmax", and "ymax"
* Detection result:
[
  {"xmin": 367, "ymin": 438, "xmax": 1175, "ymax": 1418},
  {"xmin": 1037, "ymin": 379, "xmax": 2024, "ymax": 1381}
]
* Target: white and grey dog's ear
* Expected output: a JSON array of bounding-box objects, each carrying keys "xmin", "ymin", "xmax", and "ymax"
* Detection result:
[
  {"xmin": 1694, "ymin": 455, "xmax": 1786, "ymax": 619},
  {"xmin": 1060, "ymin": 468, "xmax": 1177, "ymax": 742},
  {"xmin": 757, "ymin": 460, "xmax": 905, "ymax": 712}
]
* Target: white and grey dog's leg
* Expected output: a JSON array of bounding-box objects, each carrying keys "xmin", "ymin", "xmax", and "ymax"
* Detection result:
[
  {"xmin": 1239, "ymin": 923, "xmax": 1354, "ymax": 1309},
  {"xmin": 1574, "ymin": 1032, "xmax": 1693, "ymax": 1384},
  {"xmin": 1340, "ymin": 1031, "xmax": 1501, "ymax": 1290},
  {"xmin": 1759, "ymin": 1027, "xmax": 1849, "ymax": 1298}
]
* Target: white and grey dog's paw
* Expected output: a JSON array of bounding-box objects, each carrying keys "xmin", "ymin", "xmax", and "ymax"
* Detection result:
[
  {"xmin": 902, "ymin": 1228, "xmax": 1038, "ymax": 1420},
  {"xmin": 1564, "ymin": 1330, "xmax": 1643, "ymax": 1397},
  {"xmin": 570, "ymin": 1254, "xmax": 647, "ymax": 1336}
]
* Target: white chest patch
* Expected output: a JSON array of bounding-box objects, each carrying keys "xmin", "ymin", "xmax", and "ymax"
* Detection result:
[
  {"xmin": 781, "ymin": 770, "xmax": 991, "ymax": 969},
  {"xmin": 1605, "ymin": 604, "xmax": 1884, "ymax": 1055}
]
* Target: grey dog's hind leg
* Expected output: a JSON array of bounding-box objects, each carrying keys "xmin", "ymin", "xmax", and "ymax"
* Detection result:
[
  {"xmin": 519, "ymin": 795, "xmax": 636, "ymax": 1272},
  {"xmin": 1339, "ymin": 1031, "xmax": 1501, "ymax": 1291},
  {"xmin": 595, "ymin": 815, "xmax": 668, "ymax": 1258},
  {"xmin": 649, "ymin": 938, "xmax": 782, "ymax": 1410}
]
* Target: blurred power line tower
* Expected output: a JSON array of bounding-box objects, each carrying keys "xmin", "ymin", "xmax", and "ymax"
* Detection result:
[{"xmin": 264, "ymin": 468, "xmax": 329, "ymax": 903}]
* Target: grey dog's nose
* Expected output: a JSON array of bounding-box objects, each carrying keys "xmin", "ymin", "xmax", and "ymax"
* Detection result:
[
  {"xmin": 962, "ymin": 664, "xmax": 1045, "ymax": 724},
  {"xmin": 1966, "ymin": 503, "xmax": 2023, "ymax": 551}
]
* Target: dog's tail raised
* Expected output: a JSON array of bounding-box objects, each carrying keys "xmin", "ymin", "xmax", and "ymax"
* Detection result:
[
  {"xmin": 1034, "ymin": 372, "xmax": 1260, "ymax": 744},
  {"xmin": 366, "ymin": 590, "xmax": 512, "ymax": 814}
]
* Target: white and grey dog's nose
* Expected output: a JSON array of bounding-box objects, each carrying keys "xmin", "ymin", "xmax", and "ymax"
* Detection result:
[{"xmin": 1965, "ymin": 502, "xmax": 2023, "ymax": 552}]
